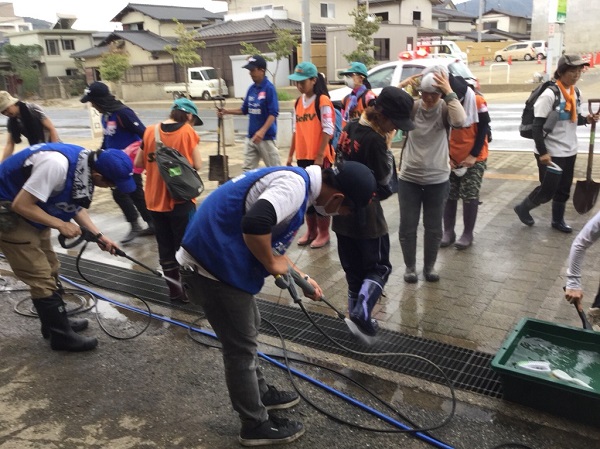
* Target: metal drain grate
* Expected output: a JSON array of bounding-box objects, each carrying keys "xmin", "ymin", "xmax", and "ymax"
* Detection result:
[{"xmin": 57, "ymin": 254, "xmax": 503, "ymax": 398}]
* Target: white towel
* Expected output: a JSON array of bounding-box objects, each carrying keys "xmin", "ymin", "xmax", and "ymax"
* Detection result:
[{"xmin": 461, "ymin": 88, "xmax": 479, "ymax": 128}]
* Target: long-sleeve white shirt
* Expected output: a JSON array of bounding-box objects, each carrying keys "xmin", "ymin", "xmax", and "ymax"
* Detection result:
[{"xmin": 566, "ymin": 211, "xmax": 600, "ymax": 290}]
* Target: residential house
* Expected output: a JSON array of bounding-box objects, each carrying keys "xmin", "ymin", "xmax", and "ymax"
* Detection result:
[
  {"xmin": 225, "ymin": 0, "xmax": 355, "ymax": 26},
  {"xmin": 326, "ymin": 0, "xmax": 448, "ymax": 82},
  {"xmin": 0, "ymin": 2, "xmax": 32, "ymax": 35},
  {"xmin": 480, "ymin": 9, "xmax": 530, "ymax": 38},
  {"xmin": 364, "ymin": 0, "xmax": 444, "ymax": 28},
  {"xmin": 196, "ymin": 11, "xmax": 326, "ymax": 91},
  {"xmin": 7, "ymin": 28, "xmax": 95, "ymax": 77},
  {"xmin": 71, "ymin": 3, "xmax": 224, "ymax": 101},
  {"xmin": 432, "ymin": 1, "xmax": 476, "ymax": 34},
  {"xmin": 112, "ymin": 3, "xmax": 224, "ymax": 35}
]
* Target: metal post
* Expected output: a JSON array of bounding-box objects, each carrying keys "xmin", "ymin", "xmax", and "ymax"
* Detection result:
[
  {"xmin": 301, "ymin": 0, "xmax": 311, "ymax": 61},
  {"xmin": 477, "ymin": 0, "xmax": 484, "ymax": 43}
]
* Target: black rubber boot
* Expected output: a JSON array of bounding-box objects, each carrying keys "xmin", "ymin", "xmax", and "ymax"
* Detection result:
[
  {"xmin": 551, "ymin": 201, "xmax": 572, "ymax": 233},
  {"xmin": 399, "ymin": 234, "xmax": 417, "ymax": 283},
  {"xmin": 514, "ymin": 197, "xmax": 537, "ymax": 226},
  {"xmin": 41, "ymin": 317, "xmax": 89, "ymax": 339},
  {"xmin": 455, "ymin": 200, "xmax": 479, "ymax": 250},
  {"xmin": 440, "ymin": 199, "xmax": 457, "ymax": 248},
  {"xmin": 32, "ymin": 293, "xmax": 97, "ymax": 352},
  {"xmin": 164, "ymin": 267, "xmax": 189, "ymax": 303},
  {"xmin": 423, "ymin": 231, "xmax": 441, "ymax": 282}
]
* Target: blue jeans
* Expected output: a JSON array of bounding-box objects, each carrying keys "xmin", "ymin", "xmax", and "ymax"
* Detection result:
[
  {"xmin": 180, "ymin": 271, "xmax": 269, "ymax": 427},
  {"xmin": 397, "ymin": 179, "xmax": 449, "ymax": 270}
]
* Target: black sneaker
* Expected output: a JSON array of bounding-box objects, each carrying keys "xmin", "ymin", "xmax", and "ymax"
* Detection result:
[
  {"xmin": 261, "ymin": 385, "xmax": 300, "ymax": 410},
  {"xmin": 239, "ymin": 416, "xmax": 305, "ymax": 447}
]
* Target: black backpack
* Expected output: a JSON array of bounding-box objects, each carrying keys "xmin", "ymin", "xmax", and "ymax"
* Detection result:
[
  {"xmin": 519, "ymin": 81, "xmax": 579, "ymax": 139},
  {"xmin": 154, "ymin": 125, "xmax": 204, "ymax": 201}
]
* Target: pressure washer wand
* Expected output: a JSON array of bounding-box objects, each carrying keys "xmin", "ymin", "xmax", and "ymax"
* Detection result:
[
  {"xmin": 59, "ymin": 227, "xmax": 163, "ymax": 277},
  {"xmin": 277, "ymin": 267, "xmax": 375, "ymax": 345}
]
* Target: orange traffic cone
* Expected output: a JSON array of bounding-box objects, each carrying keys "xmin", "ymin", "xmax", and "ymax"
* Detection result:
[
  {"xmin": 480, "ymin": 56, "xmax": 485, "ymax": 66},
  {"xmin": 507, "ymin": 55, "xmax": 512, "ymax": 65},
  {"xmin": 595, "ymin": 51, "xmax": 600, "ymax": 66},
  {"xmin": 590, "ymin": 54, "xmax": 595, "ymax": 68}
]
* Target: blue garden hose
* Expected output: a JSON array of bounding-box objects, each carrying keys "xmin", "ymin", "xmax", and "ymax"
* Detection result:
[{"xmin": 60, "ymin": 274, "xmax": 455, "ymax": 449}]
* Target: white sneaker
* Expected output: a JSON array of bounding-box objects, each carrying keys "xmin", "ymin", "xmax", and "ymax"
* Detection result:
[{"xmin": 586, "ymin": 307, "xmax": 600, "ymax": 332}]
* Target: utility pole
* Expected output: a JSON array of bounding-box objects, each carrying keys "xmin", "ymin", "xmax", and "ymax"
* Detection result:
[
  {"xmin": 301, "ymin": 0, "xmax": 311, "ymax": 61},
  {"xmin": 477, "ymin": 0, "xmax": 484, "ymax": 43}
]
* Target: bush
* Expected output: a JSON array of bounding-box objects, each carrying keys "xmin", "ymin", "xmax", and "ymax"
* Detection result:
[{"xmin": 277, "ymin": 90, "xmax": 294, "ymax": 101}]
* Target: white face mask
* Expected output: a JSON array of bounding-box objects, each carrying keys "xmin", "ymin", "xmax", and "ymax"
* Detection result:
[
  {"xmin": 314, "ymin": 196, "xmax": 341, "ymax": 217},
  {"xmin": 344, "ymin": 76, "xmax": 355, "ymax": 89}
]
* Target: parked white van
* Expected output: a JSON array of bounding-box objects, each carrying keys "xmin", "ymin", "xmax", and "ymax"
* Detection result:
[{"xmin": 524, "ymin": 40, "xmax": 547, "ymax": 59}]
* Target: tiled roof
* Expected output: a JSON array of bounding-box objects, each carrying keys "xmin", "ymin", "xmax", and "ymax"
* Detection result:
[
  {"xmin": 111, "ymin": 3, "xmax": 224, "ymax": 23},
  {"xmin": 70, "ymin": 30, "xmax": 175, "ymax": 58},
  {"xmin": 197, "ymin": 16, "xmax": 325, "ymax": 38},
  {"xmin": 433, "ymin": 7, "xmax": 477, "ymax": 20}
]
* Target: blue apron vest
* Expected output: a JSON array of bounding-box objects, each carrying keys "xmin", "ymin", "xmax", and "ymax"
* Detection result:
[
  {"xmin": 182, "ymin": 166, "xmax": 310, "ymax": 294},
  {"xmin": 0, "ymin": 143, "xmax": 86, "ymax": 229}
]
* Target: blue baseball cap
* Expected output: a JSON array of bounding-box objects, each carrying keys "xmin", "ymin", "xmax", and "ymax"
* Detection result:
[
  {"xmin": 288, "ymin": 62, "xmax": 318, "ymax": 81},
  {"xmin": 94, "ymin": 149, "xmax": 136, "ymax": 194},
  {"xmin": 172, "ymin": 97, "xmax": 203, "ymax": 126}
]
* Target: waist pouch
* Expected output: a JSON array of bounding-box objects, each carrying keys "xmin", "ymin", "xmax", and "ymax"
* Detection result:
[{"xmin": 0, "ymin": 201, "xmax": 19, "ymax": 232}]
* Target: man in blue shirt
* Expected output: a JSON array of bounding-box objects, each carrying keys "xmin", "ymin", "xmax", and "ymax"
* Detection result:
[
  {"xmin": 81, "ymin": 82, "xmax": 154, "ymax": 243},
  {"xmin": 218, "ymin": 55, "xmax": 281, "ymax": 171}
]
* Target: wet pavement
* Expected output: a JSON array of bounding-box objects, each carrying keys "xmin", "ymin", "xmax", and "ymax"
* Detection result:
[{"xmin": 2, "ymin": 62, "xmax": 600, "ymax": 448}]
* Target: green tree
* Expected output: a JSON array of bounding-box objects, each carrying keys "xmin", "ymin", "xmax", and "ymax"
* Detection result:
[
  {"xmin": 344, "ymin": 6, "xmax": 381, "ymax": 68},
  {"xmin": 99, "ymin": 51, "xmax": 131, "ymax": 83},
  {"xmin": 165, "ymin": 19, "xmax": 206, "ymax": 98},
  {"xmin": 2, "ymin": 44, "xmax": 43, "ymax": 96}
]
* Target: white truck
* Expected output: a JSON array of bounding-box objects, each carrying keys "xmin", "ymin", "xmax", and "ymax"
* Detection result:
[
  {"xmin": 163, "ymin": 66, "xmax": 229, "ymax": 101},
  {"xmin": 416, "ymin": 40, "xmax": 468, "ymax": 63}
]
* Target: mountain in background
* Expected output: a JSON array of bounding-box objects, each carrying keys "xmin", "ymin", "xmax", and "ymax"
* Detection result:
[
  {"xmin": 455, "ymin": 0, "xmax": 532, "ymax": 18},
  {"xmin": 24, "ymin": 17, "xmax": 53, "ymax": 30}
]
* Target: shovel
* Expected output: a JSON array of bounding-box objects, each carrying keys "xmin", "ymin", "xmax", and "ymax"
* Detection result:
[
  {"xmin": 208, "ymin": 95, "xmax": 229, "ymax": 184},
  {"xmin": 573, "ymin": 99, "xmax": 600, "ymax": 214}
]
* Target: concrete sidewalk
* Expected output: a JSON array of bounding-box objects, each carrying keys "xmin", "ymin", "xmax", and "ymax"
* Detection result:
[
  {"xmin": 2, "ymin": 141, "xmax": 600, "ymax": 447},
  {"xmin": 2, "ymin": 75, "xmax": 600, "ymax": 447}
]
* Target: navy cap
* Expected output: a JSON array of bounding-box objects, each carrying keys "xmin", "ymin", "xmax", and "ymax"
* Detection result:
[
  {"xmin": 80, "ymin": 82, "xmax": 110, "ymax": 103},
  {"xmin": 94, "ymin": 149, "xmax": 136, "ymax": 194},
  {"xmin": 243, "ymin": 55, "xmax": 267, "ymax": 70},
  {"xmin": 331, "ymin": 161, "xmax": 377, "ymax": 208}
]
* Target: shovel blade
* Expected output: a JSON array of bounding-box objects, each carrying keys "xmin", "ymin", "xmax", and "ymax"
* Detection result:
[
  {"xmin": 573, "ymin": 179, "xmax": 600, "ymax": 214},
  {"xmin": 208, "ymin": 155, "xmax": 229, "ymax": 182}
]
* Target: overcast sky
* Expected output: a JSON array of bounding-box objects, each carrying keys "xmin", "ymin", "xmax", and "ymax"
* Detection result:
[{"xmin": 11, "ymin": 0, "xmax": 228, "ymax": 31}]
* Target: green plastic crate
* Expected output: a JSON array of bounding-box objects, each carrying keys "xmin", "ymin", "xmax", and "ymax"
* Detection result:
[{"xmin": 491, "ymin": 317, "xmax": 600, "ymax": 427}]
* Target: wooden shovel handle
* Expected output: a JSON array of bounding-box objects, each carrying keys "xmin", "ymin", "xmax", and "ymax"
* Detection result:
[
  {"xmin": 589, "ymin": 99, "xmax": 600, "ymax": 116},
  {"xmin": 586, "ymin": 100, "xmax": 600, "ymax": 181}
]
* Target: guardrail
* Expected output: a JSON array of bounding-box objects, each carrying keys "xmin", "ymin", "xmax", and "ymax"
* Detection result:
[{"xmin": 488, "ymin": 63, "xmax": 511, "ymax": 84}]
